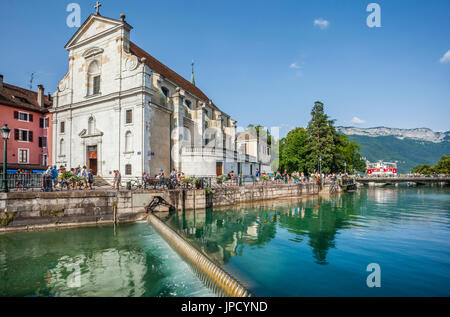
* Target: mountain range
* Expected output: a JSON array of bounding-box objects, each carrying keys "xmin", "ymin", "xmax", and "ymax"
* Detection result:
[{"xmin": 336, "ymin": 127, "xmax": 450, "ymax": 173}]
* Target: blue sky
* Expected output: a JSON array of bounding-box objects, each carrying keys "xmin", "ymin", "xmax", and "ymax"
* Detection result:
[{"xmin": 1, "ymin": 0, "xmax": 449, "ymax": 134}]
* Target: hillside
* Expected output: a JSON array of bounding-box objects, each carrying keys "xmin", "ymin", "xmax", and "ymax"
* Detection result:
[{"xmin": 336, "ymin": 127, "xmax": 450, "ymax": 173}]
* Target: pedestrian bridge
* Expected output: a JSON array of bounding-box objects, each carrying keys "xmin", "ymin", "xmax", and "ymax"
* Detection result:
[{"xmin": 356, "ymin": 176, "xmax": 450, "ymax": 185}]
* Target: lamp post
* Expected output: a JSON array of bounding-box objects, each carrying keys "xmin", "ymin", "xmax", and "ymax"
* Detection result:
[
  {"xmin": 318, "ymin": 155, "xmax": 322, "ymax": 186},
  {"xmin": 1, "ymin": 124, "xmax": 11, "ymax": 193}
]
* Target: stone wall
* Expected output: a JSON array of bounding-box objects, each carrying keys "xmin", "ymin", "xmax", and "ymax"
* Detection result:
[
  {"xmin": 210, "ymin": 183, "xmax": 319, "ymax": 208},
  {"xmin": 0, "ymin": 183, "xmax": 318, "ymax": 232}
]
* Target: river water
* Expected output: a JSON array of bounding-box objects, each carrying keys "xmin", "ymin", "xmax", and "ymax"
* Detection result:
[
  {"xmin": 165, "ymin": 187, "xmax": 450, "ymax": 296},
  {"xmin": 0, "ymin": 222, "xmax": 214, "ymax": 297},
  {"xmin": 1, "ymin": 187, "xmax": 449, "ymax": 297}
]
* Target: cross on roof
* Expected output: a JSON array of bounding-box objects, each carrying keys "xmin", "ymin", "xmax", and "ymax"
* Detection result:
[{"xmin": 94, "ymin": 1, "xmax": 102, "ymax": 15}]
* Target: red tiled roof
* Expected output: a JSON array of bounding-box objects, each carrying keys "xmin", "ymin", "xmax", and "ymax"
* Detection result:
[
  {"xmin": 0, "ymin": 82, "xmax": 52, "ymax": 113},
  {"xmin": 129, "ymin": 42, "xmax": 211, "ymax": 104}
]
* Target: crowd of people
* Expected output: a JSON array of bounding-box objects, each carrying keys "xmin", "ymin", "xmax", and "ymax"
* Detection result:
[
  {"xmin": 42, "ymin": 165, "xmax": 95, "ymax": 192},
  {"xmin": 8, "ymin": 165, "xmax": 350, "ymax": 192}
]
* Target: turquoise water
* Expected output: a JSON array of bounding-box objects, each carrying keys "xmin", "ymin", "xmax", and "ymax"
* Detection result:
[
  {"xmin": 0, "ymin": 222, "xmax": 214, "ymax": 297},
  {"xmin": 164, "ymin": 187, "xmax": 450, "ymax": 296}
]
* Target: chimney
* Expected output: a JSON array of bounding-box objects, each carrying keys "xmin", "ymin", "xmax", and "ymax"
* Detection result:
[
  {"xmin": 37, "ymin": 84, "xmax": 44, "ymax": 107},
  {"xmin": 0, "ymin": 74, "xmax": 3, "ymax": 88}
]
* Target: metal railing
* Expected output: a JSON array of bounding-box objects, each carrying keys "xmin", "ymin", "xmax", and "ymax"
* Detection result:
[{"xmin": 0, "ymin": 173, "xmax": 44, "ymax": 190}]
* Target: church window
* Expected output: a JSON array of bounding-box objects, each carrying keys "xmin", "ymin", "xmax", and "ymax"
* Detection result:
[
  {"xmin": 126, "ymin": 109, "xmax": 133, "ymax": 124},
  {"xmin": 185, "ymin": 100, "xmax": 192, "ymax": 109},
  {"xmin": 93, "ymin": 76, "xmax": 101, "ymax": 95},
  {"xmin": 87, "ymin": 60, "xmax": 101, "ymax": 96},
  {"xmin": 161, "ymin": 86, "xmax": 170, "ymax": 98},
  {"xmin": 60, "ymin": 121, "xmax": 65, "ymax": 134},
  {"xmin": 125, "ymin": 164, "xmax": 132, "ymax": 175}
]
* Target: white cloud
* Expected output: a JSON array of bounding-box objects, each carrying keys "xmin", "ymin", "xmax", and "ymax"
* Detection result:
[
  {"xmin": 289, "ymin": 62, "xmax": 300, "ymax": 69},
  {"xmin": 350, "ymin": 117, "xmax": 366, "ymax": 125},
  {"xmin": 314, "ymin": 18, "xmax": 330, "ymax": 29},
  {"xmin": 439, "ymin": 50, "xmax": 450, "ymax": 64}
]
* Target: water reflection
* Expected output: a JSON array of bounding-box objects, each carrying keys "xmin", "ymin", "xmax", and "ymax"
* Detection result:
[
  {"xmin": 163, "ymin": 186, "xmax": 450, "ymax": 272},
  {"xmin": 0, "ymin": 223, "xmax": 214, "ymax": 297}
]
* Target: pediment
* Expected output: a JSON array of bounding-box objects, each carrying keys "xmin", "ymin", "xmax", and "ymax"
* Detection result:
[
  {"xmin": 82, "ymin": 47, "xmax": 104, "ymax": 59},
  {"xmin": 65, "ymin": 14, "xmax": 132, "ymax": 50},
  {"xmin": 79, "ymin": 128, "xmax": 104, "ymax": 138}
]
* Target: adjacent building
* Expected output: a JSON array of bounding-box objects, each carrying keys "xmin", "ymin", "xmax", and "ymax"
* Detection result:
[
  {"xmin": 0, "ymin": 74, "xmax": 52, "ymax": 172},
  {"xmin": 51, "ymin": 10, "xmax": 271, "ymax": 181}
]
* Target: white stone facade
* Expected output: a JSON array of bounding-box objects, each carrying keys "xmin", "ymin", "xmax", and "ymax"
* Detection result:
[{"xmin": 51, "ymin": 13, "xmax": 271, "ymax": 181}]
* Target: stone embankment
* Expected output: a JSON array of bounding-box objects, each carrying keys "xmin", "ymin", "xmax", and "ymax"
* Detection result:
[{"xmin": 0, "ymin": 183, "xmax": 319, "ymax": 233}]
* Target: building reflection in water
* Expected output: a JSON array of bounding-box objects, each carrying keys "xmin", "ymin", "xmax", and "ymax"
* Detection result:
[{"xmin": 163, "ymin": 193, "xmax": 372, "ymax": 266}]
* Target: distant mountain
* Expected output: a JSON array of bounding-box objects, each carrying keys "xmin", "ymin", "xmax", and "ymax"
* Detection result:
[{"xmin": 336, "ymin": 127, "xmax": 450, "ymax": 173}]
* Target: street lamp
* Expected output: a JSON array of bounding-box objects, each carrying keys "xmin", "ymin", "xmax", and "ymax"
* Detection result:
[
  {"xmin": 1, "ymin": 124, "xmax": 11, "ymax": 193},
  {"xmin": 318, "ymin": 155, "xmax": 322, "ymax": 186}
]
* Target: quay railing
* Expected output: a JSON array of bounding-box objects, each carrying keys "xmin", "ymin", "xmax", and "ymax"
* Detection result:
[{"xmin": 0, "ymin": 174, "xmax": 44, "ymax": 191}]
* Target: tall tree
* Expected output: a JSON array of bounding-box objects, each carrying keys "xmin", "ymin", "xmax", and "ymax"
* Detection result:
[
  {"xmin": 280, "ymin": 128, "xmax": 308, "ymax": 172},
  {"xmin": 306, "ymin": 101, "xmax": 335, "ymax": 173}
]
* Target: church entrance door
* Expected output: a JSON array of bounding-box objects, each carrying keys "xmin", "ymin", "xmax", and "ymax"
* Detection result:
[{"xmin": 87, "ymin": 145, "xmax": 98, "ymax": 175}]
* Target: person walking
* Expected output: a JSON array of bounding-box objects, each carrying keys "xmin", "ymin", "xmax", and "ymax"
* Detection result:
[
  {"xmin": 51, "ymin": 165, "xmax": 59, "ymax": 191},
  {"xmin": 87, "ymin": 169, "xmax": 94, "ymax": 190}
]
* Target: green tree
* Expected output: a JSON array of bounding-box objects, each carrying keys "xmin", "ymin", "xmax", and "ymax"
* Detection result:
[
  {"xmin": 434, "ymin": 155, "xmax": 450, "ymax": 174},
  {"xmin": 279, "ymin": 101, "xmax": 366, "ymax": 174},
  {"xmin": 305, "ymin": 101, "xmax": 335, "ymax": 174},
  {"xmin": 279, "ymin": 128, "xmax": 308, "ymax": 173},
  {"xmin": 412, "ymin": 155, "xmax": 449, "ymax": 174}
]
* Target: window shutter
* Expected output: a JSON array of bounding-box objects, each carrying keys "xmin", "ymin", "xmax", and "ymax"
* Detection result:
[
  {"xmin": 39, "ymin": 137, "xmax": 43, "ymax": 148},
  {"xmin": 29, "ymin": 114, "xmax": 33, "ymax": 122},
  {"xmin": 14, "ymin": 111, "xmax": 18, "ymax": 119},
  {"xmin": 40, "ymin": 118, "xmax": 44, "ymax": 128},
  {"xmin": 14, "ymin": 129, "xmax": 19, "ymax": 140},
  {"xmin": 29, "ymin": 131, "xmax": 33, "ymax": 142}
]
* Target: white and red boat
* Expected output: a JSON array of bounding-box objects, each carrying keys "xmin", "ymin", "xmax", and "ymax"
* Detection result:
[{"xmin": 366, "ymin": 161, "xmax": 398, "ymax": 176}]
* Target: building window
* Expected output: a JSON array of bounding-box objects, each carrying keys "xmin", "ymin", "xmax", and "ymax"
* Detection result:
[
  {"xmin": 18, "ymin": 149, "xmax": 29, "ymax": 164},
  {"xmin": 39, "ymin": 136, "xmax": 47, "ymax": 148},
  {"xmin": 14, "ymin": 129, "xmax": 33, "ymax": 142},
  {"xmin": 126, "ymin": 109, "xmax": 133, "ymax": 124},
  {"xmin": 39, "ymin": 118, "xmax": 49, "ymax": 128},
  {"xmin": 161, "ymin": 86, "xmax": 170, "ymax": 98},
  {"xmin": 125, "ymin": 164, "xmax": 132, "ymax": 175},
  {"xmin": 185, "ymin": 100, "xmax": 192, "ymax": 110},
  {"xmin": 59, "ymin": 139, "xmax": 65, "ymax": 156},
  {"xmin": 60, "ymin": 121, "xmax": 65, "ymax": 134},
  {"xmin": 14, "ymin": 111, "xmax": 33, "ymax": 122},
  {"xmin": 125, "ymin": 131, "xmax": 133, "ymax": 152},
  {"xmin": 88, "ymin": 60, "xmax": 101, "ymax": 96},
  {"xmin": 42, "ymin": 154, "xmax": 48, "ymax": 166},
  {"xmin": 93, "ymin": 75, "xmax": 101, "ymax": 95}
]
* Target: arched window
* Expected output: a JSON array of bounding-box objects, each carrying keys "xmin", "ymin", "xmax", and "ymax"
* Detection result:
[
  {"xmin": 125, "ymin": 131, "xmax": 133, "ymax": 152},
  {"xmin": 88, "ymin": 60, "xmax": 101, "ymax": 95},
  {"xmin": 185, "ymin": 100, "xmax": 192, "ymax": 110},
  {"xmin": 88, "ymin": 117, "xmax": 95, "ymax": 135},
  {"xmin": 59, "ymin": 138, "xmax": 65, "ymax": 156}
]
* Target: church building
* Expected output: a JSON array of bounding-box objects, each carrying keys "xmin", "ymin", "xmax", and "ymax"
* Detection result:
[{"xmin": 51, "ymin": 6, "xmax": 268, "ymax": 181}]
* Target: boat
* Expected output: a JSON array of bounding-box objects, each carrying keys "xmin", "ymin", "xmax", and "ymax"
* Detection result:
[{"xmin": 365, "ymin": 161, "xmax": 398, "ymax": 186}]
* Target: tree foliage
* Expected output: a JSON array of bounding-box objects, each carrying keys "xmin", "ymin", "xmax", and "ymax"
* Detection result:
[
  {"xmin": 279, "ymin": 101, "xmax": 366, "ymax": 174},
  {"xmin": 412, "ymin": 155, "xmax": 450, "ymax": 175}
]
